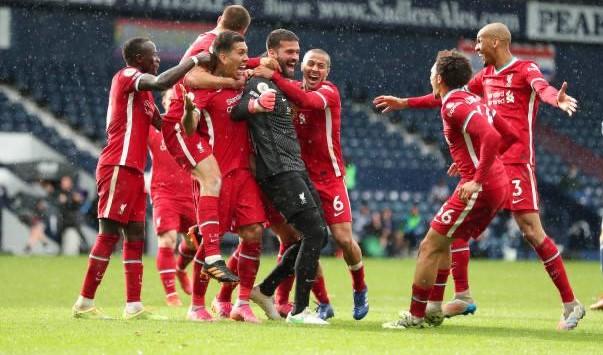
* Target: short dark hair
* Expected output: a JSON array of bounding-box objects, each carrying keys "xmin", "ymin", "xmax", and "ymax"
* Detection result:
[
  {"xmin": 266, "ymin": 29, "xmax": 299, "ymax": 50},
  {"xmin": 221, "ymin": 5, "xmax": 251, "ymax": 32},
  {"xmin": 212, "ymin": 31, "xmax": 245, "ymax": 55},
  {"xmin": 435, "ymin": 50, "xmax": 472, "ymax": 89},
  {"xmin": 209, "ymin": 31, "xmax": 245, "ymax": 70},
  {"xmin": 122, "ymin": 37, "xmax": 151, "ymax": 65}
]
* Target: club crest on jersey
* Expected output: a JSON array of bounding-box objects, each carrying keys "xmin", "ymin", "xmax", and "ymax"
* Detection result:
[
  {"xmin": 506, "ymin": 74, "xmax": 514, "ymax": 88},
  {"xmin": 299, "ymin": 192, "xmax": 307, "ymax": 205},
  {"xmin": 119, "ymin": 203, "xmax": 127, "ymax": 215},
  {"xmin": 298, "ymin": 113, "xmax": 306, "ymax": 124},
  {"xmin": 506, "ymin": 90, "xmax": 515, "ymax": 103},
  {"xmin": 196, "ymin": 142, "xmax": 204, "ymax": 153}
]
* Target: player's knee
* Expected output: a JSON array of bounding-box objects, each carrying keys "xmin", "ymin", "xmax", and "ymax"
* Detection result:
[
  {"xmin": 239, "ymin": 224, "xmax": 263, "ymax": 243},
  {"xmin": 157, "ymin": 232, "xmax": 177, "ymax": 248},
  {"xmin": 124, "ymin": 222, "xmax": 145, "ymax": 241},
  {"xmin": 294, "ymin": 209, "xmax": 328, "ymax": 247},
  {"xmin": 333, "ymin": 230, "xmax": 354, "ymax": 251}
]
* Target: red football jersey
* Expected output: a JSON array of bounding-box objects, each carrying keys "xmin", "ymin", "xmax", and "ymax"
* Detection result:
[
  {"xmin": 467, "ymin": 58, "xmax": 547, "ymax": 165},
  {"xmin": 147, "ymin": 127, "xmax": 193, "ymax": 202},
  {"xmin": 192, "ymin": 88, "xmax": 250, "ymax": 175},
  {"xmin": 292, "ymin": 81, "xmax": 345, "ymax": 182},
  {"xmin": 98, "ymin": 66, "xmax": 155, "ymax": 173},
  {"xmin": 163, "ymin": 30, "xmax": 218, "ymax": 124},
  {"xmin": 441, "ymin": 89, "xmax": 506, "ymax": 189}
]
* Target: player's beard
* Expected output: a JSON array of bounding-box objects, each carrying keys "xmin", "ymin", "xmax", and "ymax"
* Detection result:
[{"xmin": 278, "ymin": 58, "xmax": 295, "ymax": 79}]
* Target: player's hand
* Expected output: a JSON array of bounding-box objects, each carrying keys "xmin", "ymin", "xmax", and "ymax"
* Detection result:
[
  {"xmin": 458, "ymin": 180, "xmax": 481, "ymax": 203},
  {"xmin": 194, "ymin": 52, "xmax": 211, "ymax": 68},
  {"xmin": 373, "ymin": 95, "xmax": 409, "ymax": 113},
  {"xmin": 186, "ymin": 225, "xmax": 200, "ymax": 250},
  {"xmin": 253, "ymin": 66, "xmax": 276, "ymax": 80},
  {"xmin": 180, "ymin": 84, "xmax": 197, "ymax": 114},
  {"xmin": 249, "ymin": 89, "xmax": 276, "ymax": 113},
  {"xmin": 260, "ymin": 57, "xmax": 281, "ymax": 72},
  {"xmin": 447, "ymin": 162, "xmax": 460, "ymax": 177},
  {"xmin": 557, "ymin": 81, "xmax": 578, "ymax": 117}
]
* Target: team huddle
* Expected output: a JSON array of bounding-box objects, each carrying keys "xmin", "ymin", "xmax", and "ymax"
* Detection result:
[{"xmin": 71, "ymin": 5, "xmax": 585, "ymax": 329}]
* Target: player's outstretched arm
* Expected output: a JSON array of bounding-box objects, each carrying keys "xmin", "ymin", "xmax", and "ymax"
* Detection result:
[
  {"xmin": 555, "ymin": 81, "xmax": 578, "ymax": 117},
  {"xmin": 184, "ymin": 66, "xmax": 245, "ymax": 90},
  {"xmin": 373, "ymin": 94, "xmax": 441, "ymax": 113},
  {"xmin": 137, "ymin": 52, "xmax": 206, "ymax": 92},
  {"xmin": 254, "ymin": 68, "xmax": 325, "ymax": 110},
  {"xmin": 179, "ymin": 85, "xmax": 200, "ymax": 136}
]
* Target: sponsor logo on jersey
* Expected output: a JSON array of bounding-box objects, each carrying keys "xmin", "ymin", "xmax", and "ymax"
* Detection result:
[
  {"xmin": 119, "ymin": 203, "xmax": 127, "ymax": 215},
  {"xmin": 299, "ymin": 192, "xmax": 307, "ymax": 205},
  {"xmin": 506, "ymin": 90, "xmax": 515, "ymax": 103},
  {"xmin": 298, "ymin": 113, "xmax": 306, "ymax": 124}
]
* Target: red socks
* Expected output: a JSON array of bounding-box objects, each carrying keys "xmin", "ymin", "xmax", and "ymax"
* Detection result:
[
  {"xmin": 312, "ymin": 275, "xmax": 330, "ymax": 304},
  {"xmin": 534, "ymin": 236, "xmax": 575, "ymax": 303},
  {"xmin": 450, "ymin": 239, "xmax": 470, "ymax": 293},
  {"xmin": 349, "ymin": 262, "xmax": 367, "ymax": 292},
  {"xmin": 428, "ymin": 269, "xmax": 450, "ymax": 302},
  {"xmin": 123, "ymin": 240, "xmax": 144, "ymax": 303},
  {"xmin": 156, "ymin": 247, "xmax": 177, "ymax": 297},
  {"xmin": 216, "ymin": 246, "xmax": 240, "ymax": 303},
  {"xmin": 275, "ymin": 241, "xmax": 295, "ymax": 306},
  {"xmin": 238, "ymin": 241, "xmax": 261, "ymax": 301},
  {"xmin": 176, "ymin": 242, "xmax": 195, "ymax": 272},
  {"xmin": 410, "ymin": 284, "xmax": 431, "ymax": 318},
  {"xmin": 192, "ymin": 247, "xmax": 209, "ymax": 307},
  {"xmin": 197, "ymin": 196, "xmax": 221, "ymax": 259},
  {"xmin": 80, "ymin": 233, "xmax": 119, "ymax": 299}
]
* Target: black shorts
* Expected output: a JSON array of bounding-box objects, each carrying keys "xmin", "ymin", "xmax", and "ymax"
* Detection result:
[{"xmin": 258, "ymin": 171, "xmax": 323, "ymax": 221}]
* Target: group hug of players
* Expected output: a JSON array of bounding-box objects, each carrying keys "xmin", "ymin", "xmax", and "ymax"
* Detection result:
[{"xmin": 71, "ymin": 5, "xmax": 586, "ymax": 329}]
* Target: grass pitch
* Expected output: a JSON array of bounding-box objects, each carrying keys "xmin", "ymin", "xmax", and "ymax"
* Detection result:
[{"xmin": 0, "ymin": 256, "xmax": 601, "ymax": 354}]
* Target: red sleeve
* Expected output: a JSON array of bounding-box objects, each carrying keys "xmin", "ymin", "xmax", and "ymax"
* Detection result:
[
  {"xmin": 407, "ymin": 94, "xmax": 441, "ymax": 108},
  {"xmin": 466, "ymin": 69, "xmax": 484, "ymax": 97},
  {"xmin": 119, "ymin": 68, "xmax": 143, "ymax": 93},
  {"xmin": 246, "ymin": 57, "xmax": 261, "ymax": 69},
  {"xmin": 191, "ymin": 89, "xmax": 213, "ymax": 111},
  {"xmin": 463, "ymin": 111, "xmax": 501, "ymax": 184},
  {"xmin": 491, "ymin": 112, "xmax": 519, "ymax": 155},
  {"xmin": 272, "ymin": 71, "xmax": 327, "ymax": 109},
  {"xmin": 524, "ymin": 63, "xmax": 558, "ymax": 107}
]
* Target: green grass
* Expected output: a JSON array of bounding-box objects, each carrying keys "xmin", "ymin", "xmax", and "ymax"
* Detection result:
[{"xmin": 0, "ymin": 256, "xmax": 601, "ymax": 354}]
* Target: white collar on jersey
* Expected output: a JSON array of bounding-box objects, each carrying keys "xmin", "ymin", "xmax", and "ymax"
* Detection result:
[
  {"xmin": 494, "ymin": 56, "xmax": 518, "ymax": 75},
  {"xmin": 442, "ymin": 88, "xmax": 466, "ymax": 104}
]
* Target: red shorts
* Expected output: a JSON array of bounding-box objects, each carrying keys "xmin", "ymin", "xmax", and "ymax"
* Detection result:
[
  {"xmin": 503, "ymin": 163, "xmax": 540, "ymax": 213},
  {"xmin": 151, "ymin": 198, "xmax": 196, "ymax": 235},
  {"xmin": 193, "ymin": 169, "xmax": 266, "ymax": 234},
  {"xmin": 263, "ymin": 193, "xmax": 285, "ymax": 228},
  {"xmin": 96, "ymin": 165, "xmax": 146, "ymax": 224},
  {"xmin": 430, "ymin": 183, "xmax": 509, "ymax": 241},
  {"xmin": 314, "ymin": 177, "xmax": 352, "ymax": 225},
  {"xmin": 161, "ymin": 121, "xmax": 212, "ymax": 171}
]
